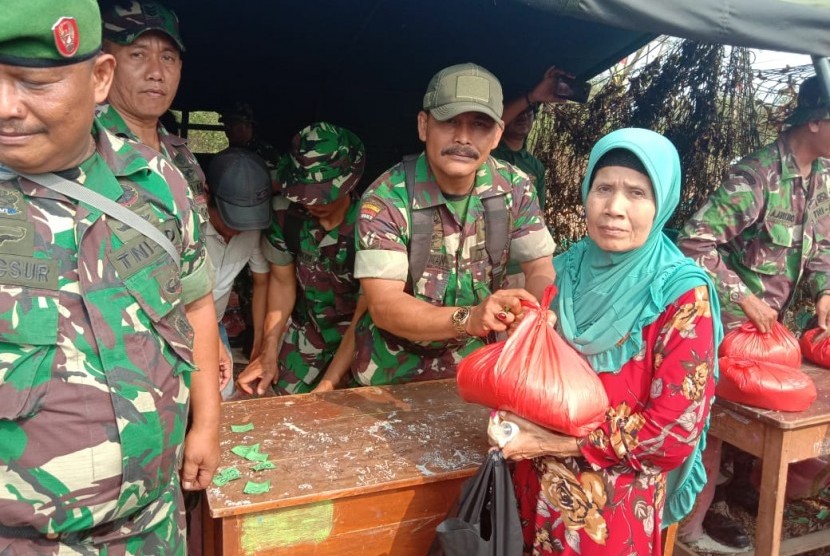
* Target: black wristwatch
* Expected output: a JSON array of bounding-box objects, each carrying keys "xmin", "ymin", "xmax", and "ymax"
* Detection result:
[{"xmin": 451, "ymin": 306, "xmax": 472, "ymax": 338}]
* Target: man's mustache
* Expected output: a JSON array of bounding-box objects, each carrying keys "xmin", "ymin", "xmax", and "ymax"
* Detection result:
[
  {"xmin": 441, "ymin": 145, "xmax": 480, "ymax": 159},
  {"xmin": 0, "ymin": 122, "xmax": 45, "ymax": 136}
]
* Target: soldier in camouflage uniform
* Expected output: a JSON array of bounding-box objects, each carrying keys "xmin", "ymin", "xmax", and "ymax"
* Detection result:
[
  {"xmin": 97, "ymin": 1, "xmax": 209, "ymax": 228},
  {"xmin": 0, "ymin": 1, "xmax": 220, "ymax": 553},
  {"xmin": 679, "ymin": 77, "xmax": 830, "ymax": 333},
  {"xmin": 677, "ymin": 75, "xmax": 830, "ymax": 550},
  {"xmin": 220, "ymin": 102, "xmax": 282, "ymax": 179},
  {"xmin": 236, "ymin": 122, "xmax": 365, "ymax": 395},
  {"xmin": 353, "ymin": 63, "xmax": 556, "ymax": 385}
]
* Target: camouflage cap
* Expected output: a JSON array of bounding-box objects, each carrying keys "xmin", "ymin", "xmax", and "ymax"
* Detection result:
[
  {"xmin": 207, "ymin": 148, "xmax": 272, "ymax": 231},
  {"xmin": 278, "ymin": 122, "xmax": 366, "ymax": 206},
  {"xmin": 423, "ymin": 63, "xmax": 504, "ymax": 124},
  {"xmin": 785, "ymin": 76, "xmax": 830, "ymax": 127},
  {"xmin": 102, "ymin": 1, "xmax": 185, "ymax": 52},
  {"xmin": 220, "ymin": 102, "xmax": 256, "ymax": 124},
  {"xmin": 0, "ymin": 0, "xmax": 101, "ymax": 67}
]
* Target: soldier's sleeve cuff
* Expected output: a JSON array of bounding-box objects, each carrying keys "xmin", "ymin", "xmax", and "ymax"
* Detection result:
[
  {"xmin": 261, "ymin": 237, "xmax": 294, "ymax": 266},
  {"xmin": 510, "ymin": 229, "xmax": 556, "ymax": 263},
  {"xmin": 181, "ymin": 256, "xmax": 215, "ymax": 305},
  {"xmin": 354, "ymin": 250, "xmax": 409, "ymax": 281}
]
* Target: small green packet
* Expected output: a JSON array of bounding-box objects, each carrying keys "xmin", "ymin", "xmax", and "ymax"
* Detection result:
[
  {"xmin": 252, "ymin": 461, "xmax": 276, "ymax": 471},
  {"xmin": 230, "ymin": 422, "xmax": 254, "ymax": 433},
  {"xmin": 243, "ymin": 480, "xmax": 271, "ymax": 495},
  {"xmin": 212, "ymin": 466, "xmax": 242, "ymax": 487}
]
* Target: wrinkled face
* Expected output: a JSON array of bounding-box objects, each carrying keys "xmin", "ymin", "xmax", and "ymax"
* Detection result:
[
  {"xmin": 105, "ymin": 32, "xmax": 182, "ymax": 123},
  {"xmin": 0, "ymin": 55, "xmax": 115, "ymax": 173},
  {"xmin": 586, "ymin": 165, "xmax": 656, "ymax": 252},
  {"xmin": 417, "ymin": 111, "xmax": 502, "ymax": 186},
  {"xmin": 224, "ymin": 119, "xmax": 253, "ymax": 147}
]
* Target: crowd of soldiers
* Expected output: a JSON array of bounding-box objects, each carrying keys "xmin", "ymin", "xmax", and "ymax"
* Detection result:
[{"xmin": 1, "ymin": 0, "xmax": 830, "ymax": 554}]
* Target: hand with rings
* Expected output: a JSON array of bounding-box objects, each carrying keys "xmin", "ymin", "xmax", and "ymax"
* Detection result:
[{"xmin": 466, "ymin": 289, "xmax": 538, "ymax": 337}]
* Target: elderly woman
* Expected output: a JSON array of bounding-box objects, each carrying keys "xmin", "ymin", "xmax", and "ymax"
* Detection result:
[{"xmin": 493, "ymin": 128, "xmax": 723, "ymax": 555}]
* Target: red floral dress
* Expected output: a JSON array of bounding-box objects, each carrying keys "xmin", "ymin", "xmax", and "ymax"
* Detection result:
[{"xmin": 513, "ymin": 286, "xmax": 716, "ymax": 556}]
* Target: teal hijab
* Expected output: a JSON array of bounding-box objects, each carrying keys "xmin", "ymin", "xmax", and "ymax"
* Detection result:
[
  {"xmin": 554, "ymin": 128, "xmax": 722, "ymax": 374},
  {"xmin": 552, "ymin": 128, "xmax": 723, "ymax": 525}
]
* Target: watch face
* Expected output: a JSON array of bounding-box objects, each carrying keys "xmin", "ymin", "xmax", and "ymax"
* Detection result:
[{"xmin": 452, "ymin": 307, "xmax": 471, "ymax": 328}]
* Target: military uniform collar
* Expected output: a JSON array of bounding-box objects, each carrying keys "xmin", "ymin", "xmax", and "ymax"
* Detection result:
[
  {"xmin": 412, "ymin": 152, "xmax": 512, "ymax": 210},
  {"xmin": 97, "ymin": 103, "xmax": 185, "ymax": 155},
  {"xmin": 777, "ymin": 136, "xmax": 802, "ymax": 183}
]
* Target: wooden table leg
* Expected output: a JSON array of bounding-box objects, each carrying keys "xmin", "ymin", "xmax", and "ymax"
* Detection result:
[
  {"xmin": 755, "ymin": 428, "xmax": 789, "ymax": 556},
  {"xmin": 662, "ymin": 523, "xmax": 678, "ymax": 556}
]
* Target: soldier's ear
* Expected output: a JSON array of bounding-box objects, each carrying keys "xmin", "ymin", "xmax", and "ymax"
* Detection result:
[
  {"xmin": 417, "ymin": 111, "xmax": 429, "ymax": 142},
  {"xmin": 92, "ymin": 53, "xmax": 116, "ymax": 104}
]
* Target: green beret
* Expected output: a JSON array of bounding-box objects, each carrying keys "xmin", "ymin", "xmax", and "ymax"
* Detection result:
[{"xmin": 0, "ymin": 0, "xmax": 101, "ymax": 67}]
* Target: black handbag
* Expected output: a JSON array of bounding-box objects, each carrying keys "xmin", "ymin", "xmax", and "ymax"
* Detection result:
[{"xmin": 434, "ymin": 450, "xmax": 523, "ymax": 556}]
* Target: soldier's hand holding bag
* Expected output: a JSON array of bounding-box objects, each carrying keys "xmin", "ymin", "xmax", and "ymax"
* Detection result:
[{"xmin": 457, "ymin": 286, "xmax": 608, "ymax": 437}]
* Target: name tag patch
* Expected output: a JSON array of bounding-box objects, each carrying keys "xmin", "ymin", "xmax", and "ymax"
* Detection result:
[
  {"xmin": 0, "ymin": 254, "xmax": 59, "ymax": 290},
  {"xmin": 109, "ymin": 219, "xmax": 181, "ymax": 280}
]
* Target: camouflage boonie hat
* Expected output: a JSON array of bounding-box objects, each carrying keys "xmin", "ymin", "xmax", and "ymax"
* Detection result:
[
  {"xmin": 0, "ymin": 0, "xmax": 101, "ymax": 67},
  {"xmin": 785, "ymin": 76, "xmax": 830, "ymax": 127},
  {"xmin": 102, "ymin": 1, "xmax": 185, "ymax": 52},
  {"xmin": 220, "ymin": 102, "xmax": 256, "ymax": 124},
  {"xmin": 278, "ymin": 122, "xmax": 366, "ymax": 206},
  {"xmin": 423, "ymin": 63, "xmax": 504, "ymax": 124}
]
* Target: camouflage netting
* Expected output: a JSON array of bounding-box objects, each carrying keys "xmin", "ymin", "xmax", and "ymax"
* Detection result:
[
  {"xmin": 530, "ymin": 40, "xmax": 816, "ymax": 327},
  {"xmin": 531, "ymin": 39, "xmax": 805, "ymax": 250}
]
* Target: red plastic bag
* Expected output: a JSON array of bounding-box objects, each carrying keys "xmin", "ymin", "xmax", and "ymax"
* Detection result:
[
  {"xmin": 800, "ymin": 328, "xmax": 830, "ymax": 368},
  {"xmin": 718, "ymin": 321, "xmax": 801, "ymax": 368},
  {"xmin": 716, "ymin": 356, "xmax": 816, "ymax": 412},
  {"xmin": 457, "ymin": 286, "xmax": 608, "ymax": 437}
]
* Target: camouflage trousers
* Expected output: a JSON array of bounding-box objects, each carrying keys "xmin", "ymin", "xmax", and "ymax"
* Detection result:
[{"xmin": 0, "ymin": 479, "xmax": 185, "ymax": 556}]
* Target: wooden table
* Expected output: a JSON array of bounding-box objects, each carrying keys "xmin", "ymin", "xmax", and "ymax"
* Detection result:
[
  {"xmin": 203, "ymin": 380, "xmax": 490, "ymax": 556},
  {"xmin": 677, "ymin": 362, "xmax": 830, "ymax": 556}
]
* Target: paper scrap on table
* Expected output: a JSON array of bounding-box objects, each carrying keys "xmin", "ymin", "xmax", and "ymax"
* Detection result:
[
  {"xmin": 230, "ymin": 422, "xmax": 254, "ymax": 433},
  {"xmin": 252, "ymin": 461, "xmax": 276, "ymax": 471},
  {"xmin": 212, "ymin": 466, "xmax": 242, "ymax": 487},
  {"xmin": 243, "ymin": 480, "xmax": 271, "ymax": 495},
  {"xmin": 247, "ymin": 450, "xmax": 269, "ymax": 462}
]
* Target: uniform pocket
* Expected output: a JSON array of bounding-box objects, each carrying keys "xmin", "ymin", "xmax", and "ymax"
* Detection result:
[
  {"xmin": 0, "ymin": 286, "xmax": 59, "ymax": 419},
  {"xmin": 122, "ymin": 259, "xmax": 195, "ymax": 375},
  {"xmin": 745, "ymin": 220, "xmax": 795, "ymax": 276}
]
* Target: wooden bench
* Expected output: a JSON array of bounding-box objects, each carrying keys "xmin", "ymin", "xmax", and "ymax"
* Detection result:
[{"xmin": 202, "ymin": 379, "xmax": 490, "ymax": 555}]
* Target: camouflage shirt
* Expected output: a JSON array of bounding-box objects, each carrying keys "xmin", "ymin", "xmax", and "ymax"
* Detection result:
[
  {"xmin": 261, "ymin": 197, "xmax": 360, "ymax": 393},
  {"xmin": 678, "ymin": 136, "xmax": 830, "ymax": 330},
  {"xmin": 0, "ymin": 121, "xmax": 213, "ymax": 539},
  {"xmin": 353, "ymin": 153, "xmax": 555, "ymax": 385},
  {"xmin": 491, "ymin": 142, "xmax": 547, "ymax": 213},
  {"xmin": 96, "ymin": 103, "xmax": 209, "ymax": 227}
]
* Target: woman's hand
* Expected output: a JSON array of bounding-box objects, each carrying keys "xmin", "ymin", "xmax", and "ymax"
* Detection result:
[{"xmin": 488, "ymin": 411, "xmax": 581, "ymax": 461}]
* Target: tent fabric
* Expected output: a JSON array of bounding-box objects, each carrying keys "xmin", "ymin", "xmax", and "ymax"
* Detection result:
[{"xmin": 537, "ymin": 0, "xmax": 830, "ymax": 57}]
